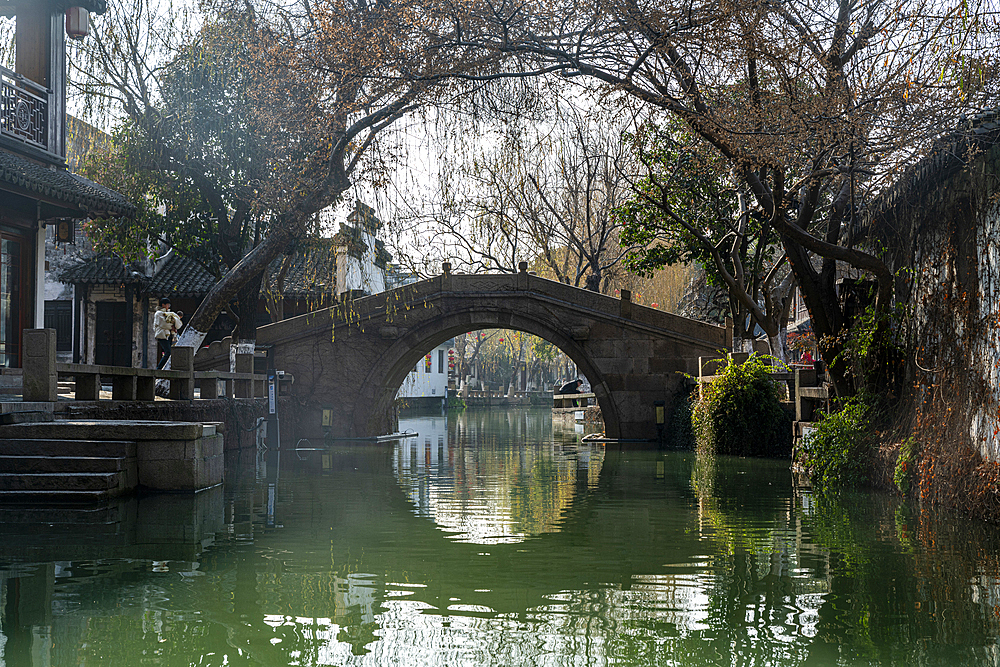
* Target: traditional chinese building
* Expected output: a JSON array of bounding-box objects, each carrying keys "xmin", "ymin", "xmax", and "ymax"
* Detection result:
[{"xmin": 0, "ymin": 0, "xmax": 133, "ymax": 367}]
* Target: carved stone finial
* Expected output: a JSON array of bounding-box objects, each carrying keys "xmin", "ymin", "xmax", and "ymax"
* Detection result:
[
  {"xmin": 518, "ymin": 261, "xmax": 528, "ymax": 273},
  {"xmin": 442, "ymin": 262, "xmax": 452, "ymax": 275}
]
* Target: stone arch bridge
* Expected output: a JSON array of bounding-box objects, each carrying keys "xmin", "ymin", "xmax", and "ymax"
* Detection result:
[{"xmin": 195, "ymin": 269, "xmax": 728, "ymax": 443}]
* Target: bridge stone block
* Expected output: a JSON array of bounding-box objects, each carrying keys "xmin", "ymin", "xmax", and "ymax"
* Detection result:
[
  {"xmin": 613, "ymin": 391, "xmax": 647, "ymax": 417},
  {"xmin": 649, "ymin": 357, "xmax": 678, "ymax": 374},
  {"xmin": 625, "ymin": 375, "xmax": 669, "ymax": 392},
  {"xmin": 602, "ymin": 375, "xmax": 628, "ymax": 392}
]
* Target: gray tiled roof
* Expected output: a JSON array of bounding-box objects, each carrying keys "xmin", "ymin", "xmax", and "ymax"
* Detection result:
[
  {"xmin": 57, "ymin": 0, "xmax": 108, "ymax": 12},
  {"xmin": 62, "ymin": 240, "xmax": 340, "ymax": 298},
  {"xmin": 145, "ymin": 240, "xmax": 338, "ymax": 299},
  {"xmin": 147, "ymin": 255, "xmax": 218, "ymax": 298},
  {"xmin": 0, "ymin": 150, "xmax": 135, "ymax": 217},
  {"xmin": 264, "ymin": 240, "xmax": 338, "ymax": 298},
  {"xmin": 868, "ymin": 110, "xmax": 1000, "ymax": 229},
  {"xmin": 60, "ymin": 256, "xmax": 145, "ymax": 285}
]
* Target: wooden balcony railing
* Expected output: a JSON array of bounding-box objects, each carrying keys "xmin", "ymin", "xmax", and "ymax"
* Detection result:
[{"xmin": 0, "ymin": 65, "xmax": 48, "ymax": 151}]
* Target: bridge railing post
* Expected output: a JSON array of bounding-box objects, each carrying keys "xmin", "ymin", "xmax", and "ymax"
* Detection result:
[
  {"xmin": 440, "ymin": 261, "xmax": 452, "ymax": 291},
  {"xmin": 620, "ymin": 289, "xmax": 632, "ymax": 318}
]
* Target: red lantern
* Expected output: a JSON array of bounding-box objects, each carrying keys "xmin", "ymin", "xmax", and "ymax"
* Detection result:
[{"xmin": 65, "ymin": 7, "xmax": 90, "ymax": 39}]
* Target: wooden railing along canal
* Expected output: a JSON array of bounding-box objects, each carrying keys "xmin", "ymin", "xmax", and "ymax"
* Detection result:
[{"xmin": 22, "ymin": 329, "xmax": 290, "ymax": 402}]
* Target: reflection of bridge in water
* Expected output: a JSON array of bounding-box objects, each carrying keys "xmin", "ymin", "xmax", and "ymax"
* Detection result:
[
  {"xmin": 0, "ymin": 412, "xmax": 883, "ymax": 666},
  {"xmin": 195, "ymin": 268, "xmax": 727, "ymax": 443}
]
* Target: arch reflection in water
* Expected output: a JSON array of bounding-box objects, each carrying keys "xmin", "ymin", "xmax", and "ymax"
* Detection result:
[
  {"xmin": 3, "ymin": 411, "xmax": 1000, "ymax": 665},
  {"xmin": 395, "ymin": 408, "xmax": 604, "ymax": 544}
]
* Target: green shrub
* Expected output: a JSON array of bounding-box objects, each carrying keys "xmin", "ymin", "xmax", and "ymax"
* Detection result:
[
  {"xmin": 893, "ymin": 436, "xmax": 918, "ymax": 495},
  {"xmin": 693, "ymin": 354, "xmax": 792, "ymax": 458},
  {"xmin": 799, "ymin": 392, "xmax": 876, "ymax": 489}
]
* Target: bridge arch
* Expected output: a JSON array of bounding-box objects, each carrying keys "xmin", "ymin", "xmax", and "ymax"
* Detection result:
[
  {"xmin": 359, "ymin": 307, "xmax": 623, "ymax": 439},
  {"xmin": 195, "ymin": 272, "xmax": 727, "ymax": 444}
]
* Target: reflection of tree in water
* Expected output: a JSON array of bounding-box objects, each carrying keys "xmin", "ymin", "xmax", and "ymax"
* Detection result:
[
  {"xmin": 794, "ymin": 490, "xmax": 1000, "ymax": 664},
  {"xmin": 675, "ymin": 452, "xmax": 1000, "ymax": 665},
  {"xmin": 396, "ymin": 407, "xmax": 604, "ymax": 543}
]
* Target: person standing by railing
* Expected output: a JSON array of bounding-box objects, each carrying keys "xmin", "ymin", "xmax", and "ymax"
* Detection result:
[
  {"xmin": 154, "ymin": 297, "xmax": 182, "ymax": 369},
  {"xmin": 557, "ymin": 379, "xmax": 584, "ymax": 407},
  {"xmin": 558, "ymin": 379, "xmax": 583, "ymax": 395}
]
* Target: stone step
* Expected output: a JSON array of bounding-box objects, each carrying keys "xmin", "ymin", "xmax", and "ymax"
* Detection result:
[
  {"xmin": 0, "ymin": 472, "xmax": 123, "ymax": 492},
  {"xmin": 0, "ymin": 503, "xmax": 127, "ymax": 524},
  {"xmin": 0, "ymin": 420, "xmax": 213, "ymax": 442},
  {"xmin": 0, "ymin": 410, "xmax": 53, "ymax": 425},
  {"xmin": 0, "ymin": 489, "xmax": 119, "ymax": 502},
  {"xmin": 0, "ymin": 455, "xmax": 131, "ymax": 474},
  {"xmin": 0, "ymin": 519, "xmax": 125, "ymax": 536},
  {"xmin": 0, "ymin": 439, "xmax": 136, "ymax": 458}
]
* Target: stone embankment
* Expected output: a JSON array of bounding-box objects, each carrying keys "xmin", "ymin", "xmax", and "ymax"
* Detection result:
[{"xmin": 0, "ymin": 420, "xmax": 224, "ymax": 501}]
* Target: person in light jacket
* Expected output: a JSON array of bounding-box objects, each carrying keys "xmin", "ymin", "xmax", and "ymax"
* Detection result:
[{"xmin": 153, "ymin": 297, "xmax": 183, "ymax": 369}]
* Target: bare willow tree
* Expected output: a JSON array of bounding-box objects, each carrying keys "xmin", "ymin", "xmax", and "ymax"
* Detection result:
[
  {"xmin": 396, "ymin": 103, "xmax": 641, "ymax": 292},
  {"xmin": 453, "ymin": 0, "xmax": 1000, "ymax": 396},
  {"xmin": 72, "ymin": 0, "xmax": 507, "ymax": 356}
]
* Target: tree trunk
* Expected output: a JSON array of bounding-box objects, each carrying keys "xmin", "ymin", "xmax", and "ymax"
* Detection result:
[
  {"xmin": 230, "ymin": 271, "xmax": 264, "ymax": 371},
  {"xmin": 173, "ymin": 215, "xmax": 307, "ymax": 353},
  {"xmin": 767, "ymin": 334, "xmax": 788, "ymax": 364}
]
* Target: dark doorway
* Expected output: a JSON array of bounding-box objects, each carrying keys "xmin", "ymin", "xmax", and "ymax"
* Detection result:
[
  {"xmin": 0, "ymin": 235, "xmax": 29, "ymax": 368},
  {"xmin": 95, "ymin": 301, "xmax": 130, "ymax": 366},
  {"xmin": 44, "ymin": 300, "xmax": 72, "ymax": 352}
]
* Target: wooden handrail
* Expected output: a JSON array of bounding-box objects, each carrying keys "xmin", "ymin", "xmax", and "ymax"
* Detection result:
[{"xmin": 52, "ymin": 361, "xmax": 274, "ymax": 402}]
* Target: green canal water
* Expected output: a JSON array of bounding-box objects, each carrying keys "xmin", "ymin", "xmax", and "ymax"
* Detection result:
[{"xmin": 2, "ymin": 407, "xmax": 1000, "ymax": 666}]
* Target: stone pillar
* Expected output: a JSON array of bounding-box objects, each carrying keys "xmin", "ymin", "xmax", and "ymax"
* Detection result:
[
  {"xmin": 235, "ymin": 352, "xmax": 254, "ymax": 398},
  {"xmin": 34, "ymin": 226, "xmax": 44, "ymax": 329},
  {"xmin": 199, "ymin": 373, "xmax": 220, "ymax": 399},
  {"xmin": 169, "ymin": 346, "xmax": 195, "ymax": 400},
  {"xmin": 23, "ymin": 329, "xmax": 58, "ymax": 402}
]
